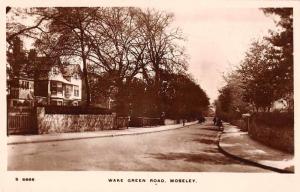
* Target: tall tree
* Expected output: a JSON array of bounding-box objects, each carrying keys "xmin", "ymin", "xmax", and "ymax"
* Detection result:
[
  {"xmin": 238, "ymin": 40, "xmax": 284, "ymax": 111},
  {"xmin": 262, "ymin": 8, "xmax": 293, "ymax": 110},
  {"xmin": 86, "ymin": 8, "xmax": 187, "ymax": 114},
  {"xmin": 235, "ymin": 8, "xmax": 293, "ymax": 111},
  {"xmin": 35, "ymin": 7, "xmax": 100, "ymax": 106},
  {"xmin": 137, "ymin": 9, "xmax": 188, "ymax": 114},
  {"xmin": 86, "ymin": 8, "xmax": 147, "ymax": 113}
]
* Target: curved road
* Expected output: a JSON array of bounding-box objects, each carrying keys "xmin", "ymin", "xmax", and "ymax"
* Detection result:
[{"xmin": 8, "ymin": 121, "xmax": 270, "ymax": 172}]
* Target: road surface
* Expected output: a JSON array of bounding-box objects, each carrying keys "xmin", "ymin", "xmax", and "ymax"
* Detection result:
[{"xmin": 8, "ymin": 121, "xmax": 269, "ymax": 172}]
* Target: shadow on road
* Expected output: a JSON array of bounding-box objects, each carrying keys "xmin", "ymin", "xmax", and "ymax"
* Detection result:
[
  {"xmin": 190, "ymin": 133, "xmax": 217, "ymax": 138},
  {"xmin": 192, "ymin": 138, "xmax": 217, "ymax": 145},
  {"xmin": 148, "ymin": 151, "xmax": 238, "ymax": 165},
  {"xmin": 199, "ymin": 127, "xmax": 220, "ymax": 132}
]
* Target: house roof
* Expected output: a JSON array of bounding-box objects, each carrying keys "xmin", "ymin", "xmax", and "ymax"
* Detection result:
[
  {"xmin": 61, "ymin": 64, "xmax": 82, "ymax": 77},
  {"xmin": 35, "ymin": 58, "xmax": 82, "ymax": 79},
  {"xmin": 11, "ymin": 54, "xmax": 82, "ymax": 81},
  {"xmin": 48, "ymin": 75, "xmax": 74, "ymax": 85}
]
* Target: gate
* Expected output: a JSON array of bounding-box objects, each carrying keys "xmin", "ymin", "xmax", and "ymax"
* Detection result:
[{"xmin": 7, "ymin": 107, "xmax": 37, "ymax": 135}]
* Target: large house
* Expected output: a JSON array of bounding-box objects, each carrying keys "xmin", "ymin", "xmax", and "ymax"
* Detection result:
[
  {"xmin": 35, "ymin": 61, "xmax": 82, "ymax": 106},
  {"xmin": 8, "ymin": 58, "xmax": 83, "ymax": 107}
]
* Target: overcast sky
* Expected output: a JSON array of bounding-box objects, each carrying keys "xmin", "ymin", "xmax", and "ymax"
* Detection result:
[{"xmin": 168, "ymin": 7, "xmax": 277, "ymax": 102}]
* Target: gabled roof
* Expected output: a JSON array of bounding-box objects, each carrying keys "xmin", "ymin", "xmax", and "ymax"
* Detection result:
[
  {"xmin": 61, "ymin": 64, "xmax": 82, "ymax": 77},
  {"xmin": 34, "ymin": 58, "xmax": 82, "ymax": 80}
]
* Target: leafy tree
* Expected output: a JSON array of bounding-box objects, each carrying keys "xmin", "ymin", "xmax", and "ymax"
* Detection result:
[
  {"xmin": 159, "ymin": 72, "xmax": 209, "ymax": 119},
  {"xmin": 223, "ymin": 71, "xmax": 250, "ymax": 113},
  {"xmin": 238, "ymin": 40, "xmax": 281, "ymax": 111},
  {"xmin": 262, "ymin": 8, "xmax": 293, "ymax": 111},
  {"xmin": 217, "ymin": 8, "xmax": 293, "ymax": 114}
]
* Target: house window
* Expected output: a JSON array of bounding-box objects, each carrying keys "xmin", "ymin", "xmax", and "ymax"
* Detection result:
[
  {"xmin": 51, "ymin": 81, "xmax": 63, "ymax": 95},
  {"xmin": 74, "ymin": 86, "xmax": 79, "ymax": 97},
  {"xmin": 53, "ymin": 67, "xmax": 59, "ymax": 75},
  {"xmin": 51, "ymin": 82, "xmax": 57, "ymax": 95},
  {"xmin": 64, "ymin": 84, "xmax": 73, "ymax": 98},
  {"xmin": 19, "ymin": 80, "xmax": 29, "ymax": 89},
  {"xmin": 57, "ymin": 82, "xmax": 63, "ymax": 94}
]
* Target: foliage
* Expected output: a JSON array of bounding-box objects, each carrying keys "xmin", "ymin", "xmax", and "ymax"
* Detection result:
[
  {"xmin": 238, "ymin": 40, "xmax": 283, "ymax": 111},
  {"xmin": 216, "ymin": 8, "xmax": 293, "ymax": 117},
  {"xmin": 160, "ymin": 72, "xmax": 209, "ymax": 119},
  {"xmin": 262, "ymin": 8, "xmax": 293, "ymax": 110},
  {"xmin": 215, "ymin": 71, "xmax": 249, "ymax": 122}
]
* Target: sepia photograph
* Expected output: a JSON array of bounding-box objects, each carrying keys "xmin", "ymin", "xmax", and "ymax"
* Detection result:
[
  {"xmin": 2, "ymin": 1, "xmax": 300, "ymax": 191},
  {"xmin": 5, "ymin": 4, "xmax": 295, "ymax": 174}
]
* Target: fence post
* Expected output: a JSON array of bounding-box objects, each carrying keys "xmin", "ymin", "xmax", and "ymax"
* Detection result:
[
  {"xmin": 242, "ymin": 113, "xmax": 251, "ymax": 132},
  {"xmin": 36, "ymin": 107, "xmax": 45, "ymax": 134},
  {"xmin": 112, "ymin": 112, "xmax": 117, "ymax": 129}
]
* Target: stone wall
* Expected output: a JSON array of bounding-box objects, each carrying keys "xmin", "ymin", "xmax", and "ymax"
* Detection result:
[
  {"xmin": 247, "ymin": 113, "xmax": 294, "ymax": 154},
  {"xmin": 164, "ymin": 119, "xmax": 177, "ymax": 125},
  {"xmin": 37, "ymin": 107, "xmax": 119, "ymax": 134},
  {"xmin": 129, "ymin": 117, "xmax": 163, "ymax": 127},
  {"xmin": 248, "ymin": 122, "xmax": 294, "ymax": 153}
]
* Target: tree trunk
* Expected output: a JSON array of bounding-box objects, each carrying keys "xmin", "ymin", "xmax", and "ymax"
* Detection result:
[
  {"xmin": 82, "ymin": 56, "xmax": 90, "ymax": 107},
  {"xmin": 115, "ymin": 79, "xmax": 127, "ymax": 115},
  {"xmin": 79, "ymin": 26, "xmax": 90, "ymax": 107},
  {"xmin": 154, "ymin": 65, "xmax": 162, "ymax": 115}
]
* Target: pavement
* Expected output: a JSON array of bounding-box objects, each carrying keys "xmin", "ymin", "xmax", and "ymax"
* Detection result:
[
  {"xmin": 218, "ymin": 123, "xmax": 294, "ymax": 173},
  {"xmin": 7, "ymin": 121, "xmax": 198, "ymax": 145}
]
